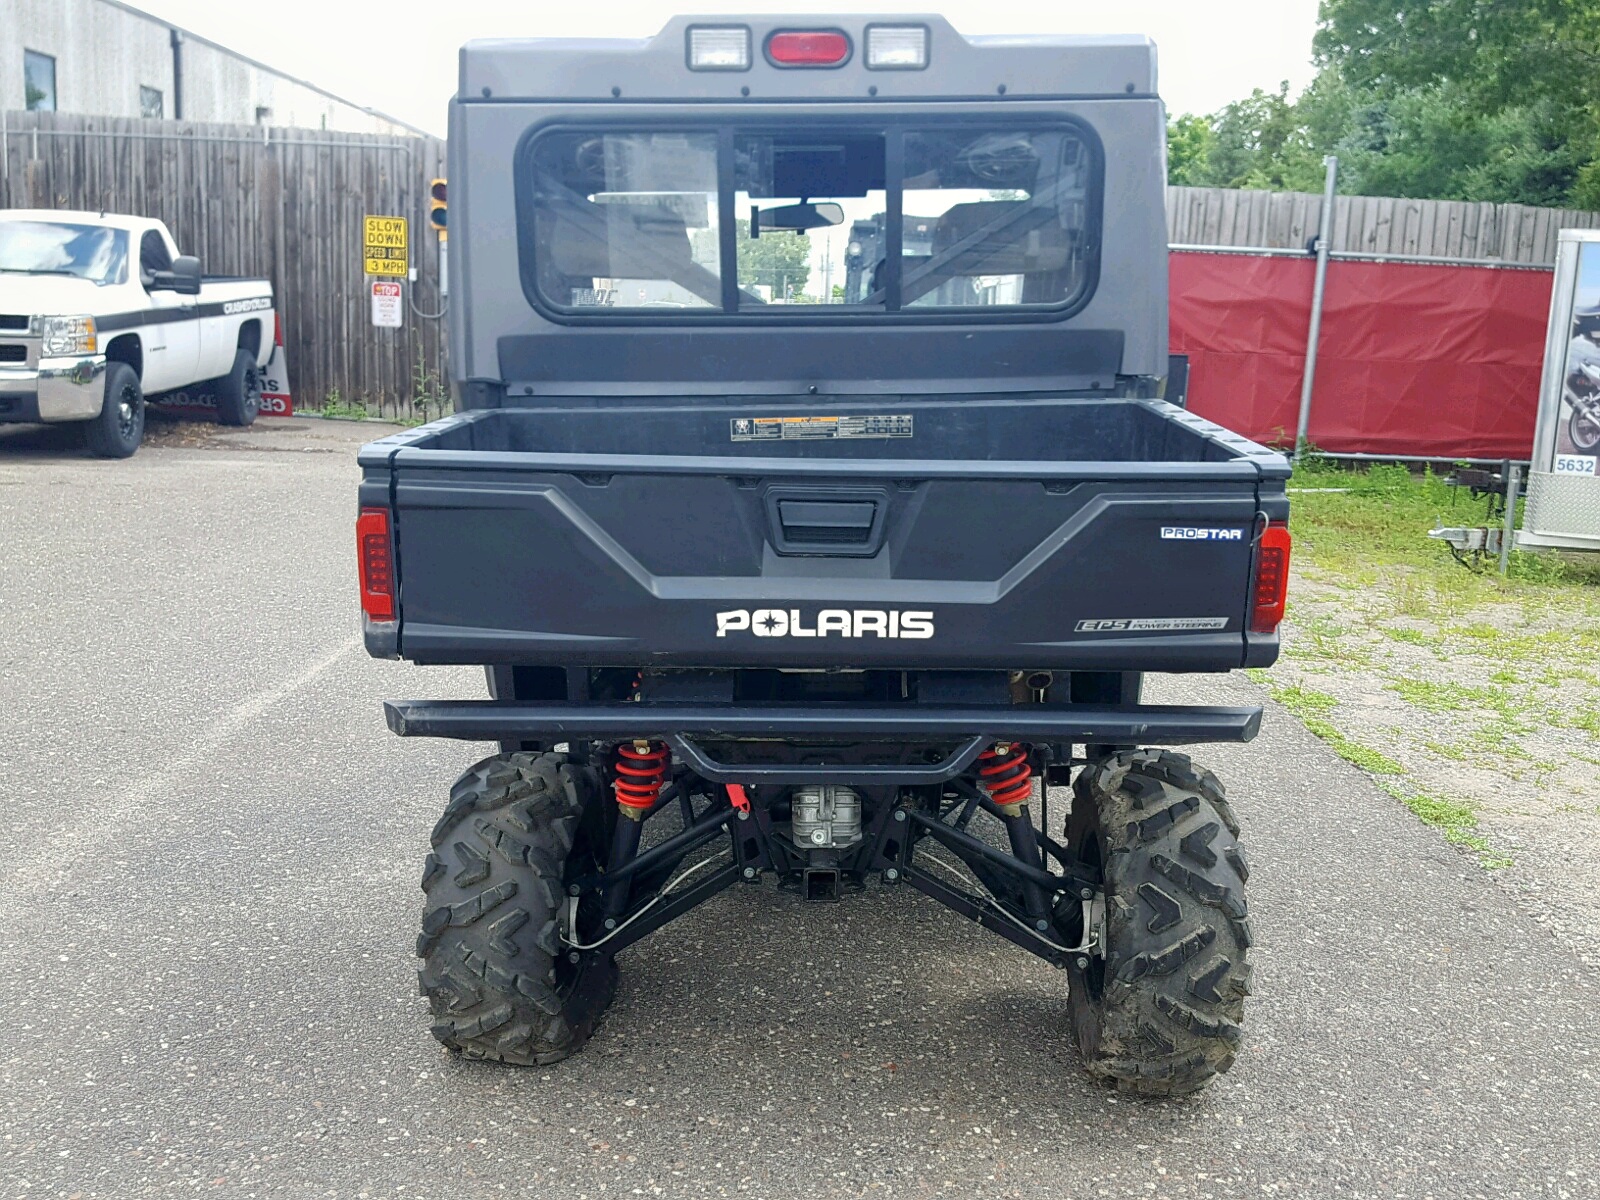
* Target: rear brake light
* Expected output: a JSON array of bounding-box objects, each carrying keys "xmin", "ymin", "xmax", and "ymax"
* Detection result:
[
  {"xmin": 766, "ymin": 30, "xmax": 852, "ymax": 67},
  {"xmin": 865, "ymin": 25, "xmax": 929, "ymax": 69},
  {"xmin": 1250, "ymin": 523, "xmax": 1292, "ymax": 634},
  {"xmin": 358, "ymin": 507, "xmax": 396, "ymax": 622},
  {"xmin": 687, "ymin": 26, "xmax": 751, "ymax": 70}
]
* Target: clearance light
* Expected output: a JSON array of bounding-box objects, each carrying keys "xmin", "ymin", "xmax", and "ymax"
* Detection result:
[
  {"xmin": 688, "ymin": 26, "xmax": 751, "ymax": 70},
  {"xmin": 1250, "ymin": 523, "xmax": 1292, "ymax": 633},
  {"xmin": 766, "ymin": 30, "xmax": 852, "ymax": 67},
  {"xmin": 358, "ymin": 507, "xmax": 396, "ymax": 623},
  {"xmin": 865, "ymin": 25, "xmax": 929, "ymax": 69}
]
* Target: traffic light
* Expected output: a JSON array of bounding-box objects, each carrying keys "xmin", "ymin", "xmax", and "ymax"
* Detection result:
[{"xmin": 428, "ymin": 178, "xmax": 447, "ymax": 237}]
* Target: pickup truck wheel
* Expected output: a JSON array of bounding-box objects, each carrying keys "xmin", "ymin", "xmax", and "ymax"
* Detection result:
[
  {"xmin": 417, "ymin": 751, "xmax": 617, "ymax": 1066},
  {"xmin": 1064, "ymin": 749, "xmax": 1252, "ymax": 1097},
  {"xmin": 84, "ymin": 362, "xmax": 145, "ymax": 458},
  {"xmin": 214, "ymin": 348, "xmax": 262, "ymax": 427}
]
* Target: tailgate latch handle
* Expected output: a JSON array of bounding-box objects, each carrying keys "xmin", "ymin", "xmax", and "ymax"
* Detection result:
[{"xmin": 765, "ymin": 487, "xmax": 890, "ymax": 557}]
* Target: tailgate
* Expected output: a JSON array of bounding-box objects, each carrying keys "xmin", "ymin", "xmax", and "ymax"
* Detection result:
[{"xmin": 378, "ymin": 451, "xmax": 1276, "ymax": 673}]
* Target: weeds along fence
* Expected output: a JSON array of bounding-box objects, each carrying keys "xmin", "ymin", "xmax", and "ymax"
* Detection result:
[{"xmin": 0, "ymin": 109, "xmax": 448, "ymax": 421}]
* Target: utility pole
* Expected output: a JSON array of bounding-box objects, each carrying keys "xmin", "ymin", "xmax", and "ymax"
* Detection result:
[{"xmin": 1295, "ymin": 155, "xmax": 1339, "ymax": 460}]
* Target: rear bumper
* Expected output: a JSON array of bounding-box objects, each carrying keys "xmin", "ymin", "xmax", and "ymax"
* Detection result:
[
  {"xmin": 0, "ymin": 356, "xmax": 106, "ymax": 423},
  {"xmin": 384, "ymin": 698, "xmax": 1261, "ymax": 763}
]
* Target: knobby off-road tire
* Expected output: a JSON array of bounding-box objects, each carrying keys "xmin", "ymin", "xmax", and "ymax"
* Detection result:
[
  {"xmin": 1065, "ymin": 749, "xmax": 1253, "ymax": 1096},
  {"xmin": 418, "ymin": 751, "xmax": 617, "ymax": 1065}
]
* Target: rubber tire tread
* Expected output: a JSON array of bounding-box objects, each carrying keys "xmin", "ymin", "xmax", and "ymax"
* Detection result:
[
  {"xmin": 1066, "ymin": 748, "xmax": 1251, "ymax": 1097},
  {"xmin": 418, "ymin": 751, "xmax": 615, "ymax": 1066},
  {"xmin": 213, "ymin": 348, "xmax": 261, "ymax": 427},
  {"xmin": 84, "ymin": 361, "xmax": 144, "ymax": 458}
]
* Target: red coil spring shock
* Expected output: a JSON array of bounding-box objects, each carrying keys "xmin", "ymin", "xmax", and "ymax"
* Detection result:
[
  {"xmin": 977, "ymin": 743, "xmax": 1034, "ymax": 809},
  {"xmin": 614, "ymin": 741, "xmax": 670, "ymax": 815}
]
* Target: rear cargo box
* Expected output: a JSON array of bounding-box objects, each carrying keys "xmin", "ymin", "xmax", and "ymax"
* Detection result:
[{"xmin": 359, "ymin": 397, "xmax": 1288, "ymax": 672}]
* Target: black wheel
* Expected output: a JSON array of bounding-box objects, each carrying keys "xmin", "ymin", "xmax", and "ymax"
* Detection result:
[
  {"xmin": 418, "ymin": 751, "xmax": 617, "ymax": 1065},
  {"xmin": 1063, "ymin": 749, "xmax": 1252, "ymax": 1096},
  {"xmin": 1569, "ymin": 402, "xmax": 1600, "ymax": 452},
  {"xmin": 84, "ymin": 361, "xmax": 145, "ymax": 458},
  {"xmin": 214, "ymin": 347, "xmax": 262, "ymax": 427}
]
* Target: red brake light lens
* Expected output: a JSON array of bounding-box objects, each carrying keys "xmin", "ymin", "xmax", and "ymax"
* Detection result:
[
  {"xmin": 766, "ymin": 30, "xmax": 851, "ymax": 67},
  {"xmin": 1250, "ymin": 524, "xmax": 1292, "ymax": 634},
  {"xmin": 358, "ymin": 507, "xmax": 396, "ymax": 622}
]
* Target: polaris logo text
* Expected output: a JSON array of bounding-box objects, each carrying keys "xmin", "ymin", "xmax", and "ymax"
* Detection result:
[
  {"xmin": 1160, "ymin": 527, "xmax": 1244, "ymax": 541},
  {"xmin": 716, "ymin": 609, "xmax": 934, "ymax": 639}
]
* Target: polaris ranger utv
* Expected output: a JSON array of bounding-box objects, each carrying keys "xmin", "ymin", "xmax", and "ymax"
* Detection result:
[{"xmin": 357, "ymin": 16, "xmax": 1290, "ymax": 1096}]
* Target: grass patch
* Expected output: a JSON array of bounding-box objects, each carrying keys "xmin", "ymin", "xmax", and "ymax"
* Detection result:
[
  {"xmin": 1385, "ymin": 677, "xmax": 1536, "ymax": 734},
  {"xmin": 1289, "ymin": 458, "xmax": 1600, "ymax": 600},
  {"xmin": 1378, "ymin": 781, "xmax": 1513, "ymax": 869},
  {"xmin": 1570, "ymin": 708, "xmax": 1600, "ymax": 736},
  {"xmin": 1266, "ymin": 683, "xmax": 1406, "ymax": 775},
  {"xmin": 316, "ymin": 388, "xmax": 370, "ymax": 421},
  {"xmin": 1386, "ymin": 678, "xmax": 1478, "ymax": 713}
]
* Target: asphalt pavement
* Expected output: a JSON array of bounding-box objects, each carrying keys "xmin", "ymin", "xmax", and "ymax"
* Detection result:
[{"xmin": 0, "ymin": 417, "xmax": 1595, "ymax": 1200}]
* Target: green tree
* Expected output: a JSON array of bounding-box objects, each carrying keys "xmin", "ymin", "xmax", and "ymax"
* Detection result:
[
  {"xmin": 1168, "ymin": 76, "xmax": 1351, "ymax": 193},
  {"xmin": 1315, "ymin": 0, "xmax": 1600, "ymax": 207},
  {"xmin": 1166, "ymin": 113, "xmax": 1215, "ymax": 185},
  {"xmin": 1175, "ymin": 2, "xmax": 1600, "ymax": 209},
  {"xmin": 733, "ymin": 219, "xmax": 811, "ymax": 298}
]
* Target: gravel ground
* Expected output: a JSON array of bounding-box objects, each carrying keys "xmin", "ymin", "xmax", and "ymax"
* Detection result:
[
  {"xmin": 1257, "ymin": 570, "xmax": 1600, "ymax": 968},
  {"xmin": 0, "ymin": 418, "xmax": 1597, "ymax": 1200}
]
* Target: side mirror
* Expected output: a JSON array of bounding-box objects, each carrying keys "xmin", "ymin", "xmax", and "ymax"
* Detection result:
[
  {"xmin": 750, "ymin": 202, "xmax": 844, "ymax": 237},
  {"xmin": 150, "ymin": 255, "xmax": 201, "ymax": 296}
]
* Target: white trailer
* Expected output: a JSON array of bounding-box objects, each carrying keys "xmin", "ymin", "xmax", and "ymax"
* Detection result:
[{"xmin": 1521, "ymin": 229, "xmax": 1600, "ymax": 552}]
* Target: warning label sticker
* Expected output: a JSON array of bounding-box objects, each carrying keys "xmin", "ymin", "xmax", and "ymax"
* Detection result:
[{"xmin": 730, "ymin": 414, "xmax": 913, "ymax": 442}]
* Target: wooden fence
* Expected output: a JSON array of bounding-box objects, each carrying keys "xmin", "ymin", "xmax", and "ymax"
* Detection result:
[
  {"xmin": 0, "ymin": 109, "xmax": 447, "ymax": 420},
  {"xmin": 1168, "ymin": 185, "xmax": 1600, "ymax": 265}
]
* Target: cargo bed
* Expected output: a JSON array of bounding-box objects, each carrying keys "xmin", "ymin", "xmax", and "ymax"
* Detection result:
[{"xmin": 357, "ymin": 397, "xmax": 1289, "ymax": 672}]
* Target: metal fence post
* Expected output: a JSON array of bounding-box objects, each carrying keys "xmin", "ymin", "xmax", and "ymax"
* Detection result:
[
  {"xmin": 1498, "ymin": 462, "xmax": 1522, "ymax": 576},
  {"xmin": 1295, "ymin": 155, "xmax": 1339, "ymax": 460}
]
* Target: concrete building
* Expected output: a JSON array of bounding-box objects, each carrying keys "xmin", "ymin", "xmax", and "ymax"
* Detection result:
[{"xmin": 2, "ymin": 0, "xmax": 424, "ymax": 135}]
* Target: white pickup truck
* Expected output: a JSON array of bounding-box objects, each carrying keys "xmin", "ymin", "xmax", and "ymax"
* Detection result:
[{"xmin": 0, "ymin": 210, "xmax": 274, "ymax": 457}]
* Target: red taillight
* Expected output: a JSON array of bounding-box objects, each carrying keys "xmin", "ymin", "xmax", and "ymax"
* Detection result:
[
  {"xmin": 358, "ymin": 507, "xmax": 396, "ymax": 622},
  {"xmin": 1250, "ymin": 524, "xmax": 1292, "ymax": 634},
  {"xmin": 766, "ymin": 30, "xmax": 851, "ymax": 67}
]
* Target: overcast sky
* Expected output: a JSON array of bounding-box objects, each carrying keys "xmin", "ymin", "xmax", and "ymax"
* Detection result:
[{"xmin": 125, "ymin": 0, "xmax": 1321, "ymax": 135}]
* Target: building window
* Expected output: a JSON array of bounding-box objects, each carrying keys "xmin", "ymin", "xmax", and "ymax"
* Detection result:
[
  {"xmin": 140, "ymin": 86, "xmax": 163, "ymax": 119},
  {"xmin": 24, "ymin": 50, "xmax": 56, "ymax": 112}
]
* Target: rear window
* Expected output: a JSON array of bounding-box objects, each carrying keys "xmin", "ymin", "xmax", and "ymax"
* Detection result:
[{"xmin": 522, "ymin": 123, "xmax": 1100, "ymax": 318}]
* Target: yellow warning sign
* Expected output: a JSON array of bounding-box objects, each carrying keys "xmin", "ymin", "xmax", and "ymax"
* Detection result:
[{"xmin": 363, "ymin": 215, "xmax": 409, "ymax": 276}]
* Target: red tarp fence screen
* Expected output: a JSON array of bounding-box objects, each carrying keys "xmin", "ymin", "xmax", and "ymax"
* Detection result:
[{"xmin": 1169, "ymin": 250, "xmax": 1555, "ymax": 459}]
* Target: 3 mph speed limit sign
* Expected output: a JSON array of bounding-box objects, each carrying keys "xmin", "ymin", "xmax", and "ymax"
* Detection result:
[{"xmin": 363, "ymin": 216, "xmax": 409, "ymax": 277}]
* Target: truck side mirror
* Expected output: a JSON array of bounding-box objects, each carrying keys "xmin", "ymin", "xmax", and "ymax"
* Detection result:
[{"xmin": 150, "ymin": 255, "xmax": 202, "ymax": 296}]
